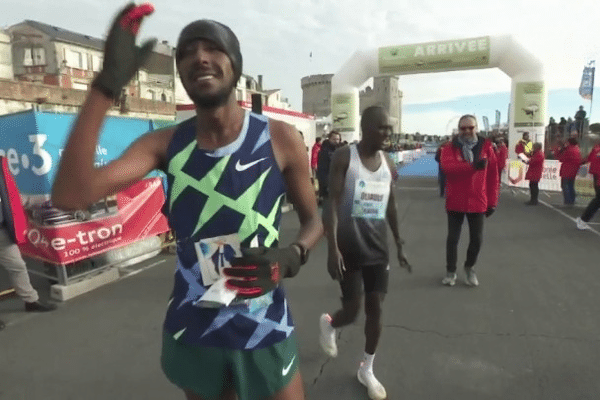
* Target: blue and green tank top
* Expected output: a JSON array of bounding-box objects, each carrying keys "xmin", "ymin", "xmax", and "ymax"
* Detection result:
[{"xmin": 163, "ymin": 110, "xmax": 294, "ymax": 350}]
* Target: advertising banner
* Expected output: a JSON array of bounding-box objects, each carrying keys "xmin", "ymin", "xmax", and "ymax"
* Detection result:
[
  {"xmin": 506, "ymin": 159, "xmax": 595, "ymax": 196},
  {"xmin": 579, "ymin": 61, "xmax": 595, "ymax": 101},
  {"xmin": 19, "ymin": 177, "xmax": 169, "ymax": 265},
  {"xmin": 331, "ymin": 93, "xmax": 357, "ymax": 132},
  {"xmin": 0, "ymin": 110, "xmax": 162, "ymax": 197},
  {"xmin": 514, "ymin": 82, "xmax": 545, "ymax": 128},
  {"xmin": 378, "ymin": 36, "xmax": 490, "ymax": 74}
]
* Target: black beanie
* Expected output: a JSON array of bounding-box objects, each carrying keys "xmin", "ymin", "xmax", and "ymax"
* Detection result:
[{"xmin": 176, "ymin": 20, "xmax": 243, "ymax": 83}]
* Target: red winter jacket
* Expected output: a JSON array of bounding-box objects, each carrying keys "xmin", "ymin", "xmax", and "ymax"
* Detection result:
[
  {"xmin": 558, "ymin": 144, "xmax": 582, "ymax": 179},
  {"xmin": 441, "ymin": 136, "xmax": 499, "ymax": 213},
  {"xmin": 310, "ymin": 142, "xmax": 321, "ymax": 170},
  {"xmin": 586, "ymin": 144, "xmax": 600, "ymax": 175},
  {"xmin": 495, "ymin": 143, "xmax": 508, "ymax": 173},
  {"xmin": 525, "ymin": 150, "xmax": 545, "ymax": 182},
  {"xmin": 0, "ymin": 157, "xmax": 28, "ymax": 245}
]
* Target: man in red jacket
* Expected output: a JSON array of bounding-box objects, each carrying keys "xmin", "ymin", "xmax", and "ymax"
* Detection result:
[
  {"xmin": 310, "ymin": 137, "xmax": 322, "ymax": 178},
  {"xmin": 576, "ymin": 141, "xmax": 600, "ymax": 230},
  {"xmin": 524, "ymin": 143, "xmax": 545, "ymax": 205},
  {"xmin": 557, "ymin": 137, "xmax": 582, "ymax": 206},
  {"xmin": 494, "ymin": 135, "xmax": 508, "ymax": 182},
  {"xmin": 440, "ymin": 115, "xmax": 499, "ymax": 287},
  {"xmin": 1, "ymin": 157, "xmax": 56, "ymax": 331}
]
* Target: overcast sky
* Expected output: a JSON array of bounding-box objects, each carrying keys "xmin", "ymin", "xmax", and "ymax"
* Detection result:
[{"xmin": 2, "ymin": 0, "xmax": 599, "ymax": 135}]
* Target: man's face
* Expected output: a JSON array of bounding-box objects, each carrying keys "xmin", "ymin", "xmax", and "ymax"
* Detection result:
[
  {"xmin": 523, "ymin": 133, "xmax": 530, "ymax": 141},
  {"xmin": 364, "ymin": 111, "xmax": 392, "ymax": 149},
  {"xmin": 458, "ymin": 117, "xmax": 477, "ymax": 139},
  {"xmin": 177, "ymin": 39, "xmax": 236, "ymax": 109},
  {"xmin": 330, "ymin": 133, "xmax": 341, "ymax": 146}
]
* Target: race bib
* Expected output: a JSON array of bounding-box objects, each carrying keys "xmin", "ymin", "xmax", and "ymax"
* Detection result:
[
  {"xmin": 193, "ymin": 234, "xmax": 273, "ymax": 311},
  {"xmin": 351, "ymin": 179, "xmax": 389, "ymax": 219}
]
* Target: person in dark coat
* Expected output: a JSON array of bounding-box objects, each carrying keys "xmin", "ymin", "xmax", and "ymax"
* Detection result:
[{"xmin": 316, "ymin": 131, "xmax": 342, "ymax": 202}]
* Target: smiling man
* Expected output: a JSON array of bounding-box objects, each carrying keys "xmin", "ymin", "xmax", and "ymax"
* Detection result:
[{"xmin": 51, "ymin": 4, "xmax": 322, "ymax": 400}]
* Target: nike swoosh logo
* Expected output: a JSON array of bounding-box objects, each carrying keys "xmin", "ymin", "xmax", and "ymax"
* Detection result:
[
  {"xmin": 235, "ymin": 157, "xmax": 268, "ymax": 172},
  {"xmin": 282, "ymin": 355, "xmax": 296, "ymax": 376}
]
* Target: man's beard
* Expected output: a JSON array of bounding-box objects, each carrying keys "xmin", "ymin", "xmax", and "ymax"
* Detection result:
[{"xmin": 186, "ymin": 81, "xmax": 236, "ymax": 109}]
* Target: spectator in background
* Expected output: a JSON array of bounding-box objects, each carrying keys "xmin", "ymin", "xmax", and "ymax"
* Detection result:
[
  {"xmin": 576, "ymin": 139, "xmax": 600, "ymax": 230},
  {"xmin": 557, "ymin": 137, "xmax": 582, "ymax": 206},
  {"xmin": 494, "ymin": 135, "xmax": 508, "ymax": 183},
  {"xmin": 440, "ymin": 115, "xmax": 499, "ymax": 287},
  {"xmin": 311, "ymin": 137, "xmax": 322, "ymax": 180},
  {"xmin": 559, "ymin": 117, "xmax": 568, "ymax": 137},
  {"xmin": 574, "ymin": 106, "xmax": 587, "ymax": 136},
  {"xmin": 1, "ymin": 156, "xmax": 57, "ymax": 332},
  {"xmin": 317, "ymin": 131, "xmax": 342, "ymax": 202},
  {"xmin": 515, "ymin": 132, "xmax": 533, "ymax": 161},
  {"xmin": 524, "ymin": 143, "xmax": 545, "ymax": 205},
  {"xmin": 435, "ymin": 137, "xmax": 449, "ymax": 197}
]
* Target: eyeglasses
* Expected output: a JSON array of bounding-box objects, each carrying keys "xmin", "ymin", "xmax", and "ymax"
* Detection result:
[{"xmin": 459, "ymin": 126, "xmax": 476, "ymax": 130}]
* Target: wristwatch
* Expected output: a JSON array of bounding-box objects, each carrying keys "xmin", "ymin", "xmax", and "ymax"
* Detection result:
[{"xmin": 291, "ymin": 242, "xmax": 309, "ymax": 265}]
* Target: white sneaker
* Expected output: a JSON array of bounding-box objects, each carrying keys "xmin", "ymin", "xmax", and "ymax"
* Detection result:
[
  {"xmin": 465, "ymin": 268, "xmax": 479, "ymax": 287},
  {"xmin": 441, "ymin": 272, "xmax": 457, "ymax": 286},
  {"xmin": 576, "ymin": 217, "xmax": 590, "ymax": 231},
  {"xmin": 357, "ymin": 362, "xmax": 387, "ymax": 400},
  {"xmin": 319, "ymin": 313, "xmax": 338, "ymax": 357}
]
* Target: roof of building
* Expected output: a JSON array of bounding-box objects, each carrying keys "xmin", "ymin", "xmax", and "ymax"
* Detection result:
[{"xmin": 20, "ymin": 20, "xmax": 105, "ymax": 50}]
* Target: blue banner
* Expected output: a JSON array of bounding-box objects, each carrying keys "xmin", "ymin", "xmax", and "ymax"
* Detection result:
[
  {"xmin": 579, "ymin": 61, "xmax": 595, "ymax": 100},
  {"xmin": 0, "ymin": 110, "xmax": 165, "ymax": 196}
]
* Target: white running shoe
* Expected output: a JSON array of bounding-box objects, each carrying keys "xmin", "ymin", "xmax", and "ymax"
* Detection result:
[
  {"xmin": 357, "ymin": 362, "xmax": 387, "ymax": 400},
  {"xmin": 441, "ymin": 272, "xmax": 457, "ymax": 286},
  {"xmin": 465, "ymin": 268, "xmax": 479, "ymax": 287},
  {"xmin": 319, "ymin": 313, "xmax": 338, "ymax": 357},
  {"xmin": 576, "ymin": 217, "xmax": 590, "ymax": 231}
]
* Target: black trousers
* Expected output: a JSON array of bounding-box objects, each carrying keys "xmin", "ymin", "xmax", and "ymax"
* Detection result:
[
  {"xmin": 581, "ymin": 182, "xmax": 600, "ymax": 222},
  {"xmin": 446, "ymin": 211, "xmax": 484, "ymax": 272},
  {"xmin": 529, "ymin": 181, "xmax": 539, "ymax": 203}
]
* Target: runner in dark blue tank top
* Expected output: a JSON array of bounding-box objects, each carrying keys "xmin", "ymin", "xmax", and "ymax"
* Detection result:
[{"xmin": 52, "ymin": 5, "xmax": 322, "ymax": 400}]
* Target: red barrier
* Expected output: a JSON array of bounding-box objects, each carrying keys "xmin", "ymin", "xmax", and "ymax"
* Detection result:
[{"xmin": 19, "ymin": 178, "xmax": 169, "ymax": 265}]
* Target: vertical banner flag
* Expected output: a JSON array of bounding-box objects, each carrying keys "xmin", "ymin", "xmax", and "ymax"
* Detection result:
[
  {"xmin": 495, "ymin": 110, "xmax": 501, "ymax": 128},
  {"xmin": 482, "ymin": 116, "xmax": 489, "ymax": 132},
  {"xmin": 579, "ymin": 61, "xmax": 595, "ymax": 100}
]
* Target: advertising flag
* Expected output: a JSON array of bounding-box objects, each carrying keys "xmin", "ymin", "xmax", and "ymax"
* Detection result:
[
  {"xmin": 482, "ymin": 116, "xmax": 489, "ymax": 132},
  {"xmin": 579, "ymin": 61, "xmax": 595, "ymax": 100}
]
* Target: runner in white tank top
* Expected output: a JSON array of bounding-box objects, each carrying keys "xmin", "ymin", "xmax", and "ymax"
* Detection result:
[{"xmin": 319, "ymin": 106, "xmax": 412, "ymax": 400}]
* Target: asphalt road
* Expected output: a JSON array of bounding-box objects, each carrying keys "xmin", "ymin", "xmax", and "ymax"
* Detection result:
[{"xmin": 1, "ymin": 176, "xmax": 600, "ymax": 400}]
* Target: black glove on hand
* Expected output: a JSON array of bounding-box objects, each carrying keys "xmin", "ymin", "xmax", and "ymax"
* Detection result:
[
  {"xmin": 93, "ymin": 3, "xmax": 157, "ymax": 99},
  {"xmin": 224, "ymin": 246, "xmax": 302, "ymax": 299},
  {"xmin": 473, "ymin": 158, "xmax": 487, "ymax": 170},
  {"xmin": 485, "ymin": 207, "xmax": 495, "ymax": 217}
]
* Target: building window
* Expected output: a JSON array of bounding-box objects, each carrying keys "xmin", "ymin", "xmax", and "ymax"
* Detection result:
[
  {"xmin": 92, "ymin": 55, "xmax": 102, "ymax": 72},
  {"xmin": 23, "ymin": 48, "xmax": 33, "ymax": 66},
  {"xmin": 161, "ymin": 93, "xmax": 167, "ymax": 102},
  {"xmin": 147, "ymin": 90, "xmax": 155, "ymax": 100},
  {"xmin": 66, "ymin": 49, "xmax": 88, "ymax": 70}
]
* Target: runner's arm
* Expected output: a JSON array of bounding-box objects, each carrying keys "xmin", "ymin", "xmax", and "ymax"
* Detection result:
[
  {"xmin": 51, "ymin": 88, "xmax": 171, "ymax": 210},
  {"xmin": 384, "ymin": 153, "xmax": 402, "ymax": 247},
  {"xmin": 270, "ymin": 120, "xmax": 323, "ymax": 251},
  {"xmin": 325, "ymin": 147, "xmax": 350, "ymax": 250}
]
